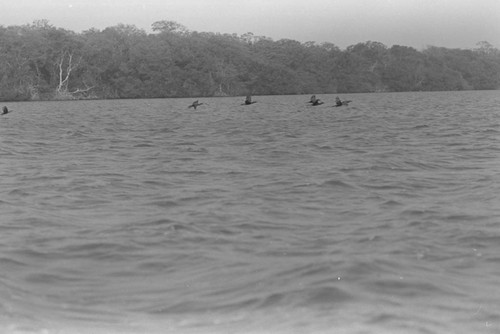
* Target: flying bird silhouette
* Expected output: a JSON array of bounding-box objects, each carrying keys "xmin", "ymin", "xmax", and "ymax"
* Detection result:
[
  {"xmin": 188, "ymin": 100, "xmax": 203, "ymax": 110},
  {"xmin": 243, "ymin": 95, "xmax": 257, "ymax": 105}
]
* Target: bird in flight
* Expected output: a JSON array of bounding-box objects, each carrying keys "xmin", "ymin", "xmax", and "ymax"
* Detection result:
[
  {"xmin": 244, "ymin": 95, "xmax": 257, "ymax": 105},
  {"xmin": 188, "ymin": 100, "xmax": 203, "ymax": 110}
]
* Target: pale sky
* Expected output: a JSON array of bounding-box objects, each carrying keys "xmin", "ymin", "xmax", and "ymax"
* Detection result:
[{"xmin": 3, "ymin": 0, "xmax": 500, "ymax": 49}]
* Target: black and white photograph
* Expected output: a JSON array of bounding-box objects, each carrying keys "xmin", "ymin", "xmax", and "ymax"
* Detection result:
[{"xmin": 1, "ymin": 1, "xmax": 499, "ymax": 333}]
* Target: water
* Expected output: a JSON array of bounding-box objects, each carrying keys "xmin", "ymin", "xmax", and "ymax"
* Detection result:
[{"xmin": 1, "ymin": 91, "xmax": 499, "ymax": 334}]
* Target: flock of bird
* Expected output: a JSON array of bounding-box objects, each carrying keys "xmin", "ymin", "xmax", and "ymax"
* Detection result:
[
  {"xmin": 309, "ymin": 95, "xmax": 352, "ymax": 107},
  {"xmin": 188, "ymin": 95, "xmax": 258, "ymax": 110},
  {"xmin": 1, "ymin": 95, "xmax": 351, "ymax": 116},
  {"xmin": 188, "ymin": 95, "xmax": 351, "ymax": 110}
]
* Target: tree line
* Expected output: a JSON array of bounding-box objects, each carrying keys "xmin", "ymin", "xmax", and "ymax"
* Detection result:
[{"xmin": 1, "ymin": 19, "xmax": 499, "ymax": 101}]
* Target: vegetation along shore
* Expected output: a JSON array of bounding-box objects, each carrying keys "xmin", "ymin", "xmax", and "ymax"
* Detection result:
[{"xmin": 1, "ymin": 19, "xmax": 499, "ymax": 102}]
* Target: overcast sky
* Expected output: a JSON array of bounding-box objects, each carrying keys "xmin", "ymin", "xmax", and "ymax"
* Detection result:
[{"xmin": 3, "ymin": 0, "xmax": 500, "ymax": 49}]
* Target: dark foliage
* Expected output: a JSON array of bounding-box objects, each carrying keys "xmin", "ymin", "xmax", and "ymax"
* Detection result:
[{"xmin": 1, "ymin": 20, "xmax": 499, "ymax": 101}]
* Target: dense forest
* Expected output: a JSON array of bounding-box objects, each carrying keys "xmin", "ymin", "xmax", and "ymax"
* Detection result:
[{"xmin": 1, "ymin": 19, "xmax": 499, "ymax": 101}]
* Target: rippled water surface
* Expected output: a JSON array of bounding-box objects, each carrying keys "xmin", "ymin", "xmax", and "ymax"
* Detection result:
[{"xmin": 1, "ymin": 91, "xmax": 499, "ymax": 333}]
